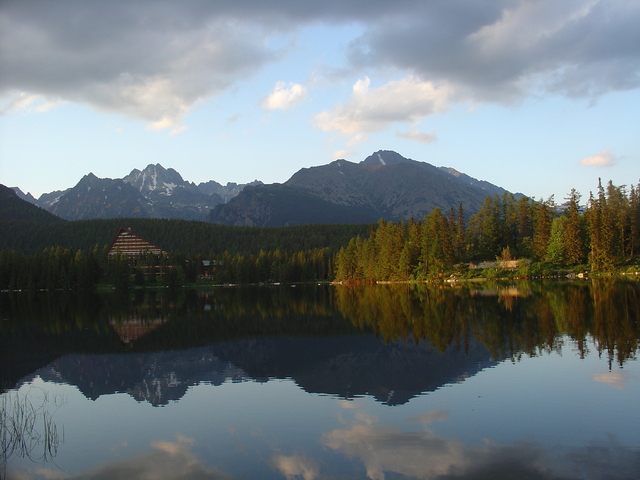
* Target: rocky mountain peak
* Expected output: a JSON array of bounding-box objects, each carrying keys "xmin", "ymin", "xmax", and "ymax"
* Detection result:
[
  {"xmin": 360, "ymin": 150, "xmax": 415, "ymax": 167},
  {"xmin": 210, "ymin": 150, "xmax": 519, "ymax": 226},
  {"xmin": 10, "ymin": 187, "xmax": 38, "ymax": 204},
  {"xmin": 123, "ymin": 163, "xmax": 188, "ymax": 196}
]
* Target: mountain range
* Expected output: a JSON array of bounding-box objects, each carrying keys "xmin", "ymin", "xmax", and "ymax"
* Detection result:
[
  {"xmin": 18, "ymin": 330, "xmax": 494, "ymax": 407},
  {"xmin": 10, "ymin": 151, "xmax": 519, "ymax": 225},
  {"xmin": 208, "ymin": 150, "xmax": 517, "ymax": 226},
  {"xmin": 13, "ymin": 164, "xmax": 262, "ymax": 221}
]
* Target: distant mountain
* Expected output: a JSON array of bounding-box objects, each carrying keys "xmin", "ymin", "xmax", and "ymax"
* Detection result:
[
  {"xmin": 15, "ymin": 164, "xmax": 260, "ymax": 222},
  {"xmin": 198, "ymin": 179, "xmax": 263, "ymax": 203},
  {"xmin": 37, "ymin": 188, "xmax": 72, "ymax": 210},
  {"xmin": 11, "ymin": 151, "xmax": 518, "ymax": 225},
  {"xmin": 208, "ymin": 150, "xmax": 519, "ymax": 226},
  {"xmin": 437, "ymin": 166, "xmax": 509, "ymax": 198},
  {"xmin": 11, "ymin": 187, "xmax": 39, "ymax": 204},
  {"xmin": 0, "ymin": 184, "xmax": 62, "ymax": 223},
  {"xmin": 122, "ymin": 164, "xmax": 222, "ymax": 220},
  {"xmin": 208, "ymin": 183, "xmax": 382, "ymax": 226},
  {"xmin": 48, "ymin": 173, "xmax": 150, "ymax": 220}
]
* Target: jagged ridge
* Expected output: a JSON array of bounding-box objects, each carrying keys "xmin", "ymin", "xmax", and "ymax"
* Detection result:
[{"xmin": 208, "ymin": 150, "xmax": 519, "ymax": 226}]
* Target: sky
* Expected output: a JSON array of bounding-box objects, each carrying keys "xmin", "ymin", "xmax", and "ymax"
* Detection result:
[{"xmin": 1, "ymin": 0, "xmax": 639, "ymax": 203}]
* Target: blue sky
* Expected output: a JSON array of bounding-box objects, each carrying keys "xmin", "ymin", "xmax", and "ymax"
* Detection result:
[{"xmin": 1, "ymin": 0, "xmax": 638, "ymax": 203}]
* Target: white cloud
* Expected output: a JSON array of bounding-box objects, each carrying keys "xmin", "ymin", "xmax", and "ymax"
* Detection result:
[
  {"xmin": 263, "ymin": 81, "xmax": 307, "ymax": 110},
  {"xmin": 331, "ymin": 149, "xmax": 355, "ymax": 159},
  {"xmin": 1, "ymin": 92, "xmax": 38, "ymax": 113},
  {"xmin": 315, "ymin": 76, "xmax": 452, "ymax": 135},
  {"xmin": 1, "ymin": 92, "xmax": 64, "ymax": 115},
  {"xmin": 170, "ymin": 125, "xmax": 189, "ymax": 136},
  {"xmin": 578, "ymin": 148, "xmax": 618, "ymax": 168},
  {"xmin": 1, "ymin": 3, "xmax": 278, "ymax": 128},
  {"xmin": 396, "ymin": 128, "xmax": 437, "ymax": 144},
  {"xmin": 35, "ymin": 98, "xmax": 65, "ymax": 112},
  {"xmin": 2, "ymin": 0, "xmax": 639, "ymax": 130},
  {"xmin": 347, "ymin": 133, "xmax": 369, "ymax": 147},
  {"xmin": 146, "ymin": 115, "xmax": 180, "ymax": 131}
]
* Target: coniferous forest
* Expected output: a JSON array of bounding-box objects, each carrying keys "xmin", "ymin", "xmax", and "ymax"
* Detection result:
[
  {"xmin": 1, "ymin": 179, "xmax": 639, "ymax": 290},
  {"xmin": 334, "ymin": 180, "xmax": 640, "ymax": 282},
  {"xmin": 0, "ymin": 219, "xmax": 369, "ymax": 290}
]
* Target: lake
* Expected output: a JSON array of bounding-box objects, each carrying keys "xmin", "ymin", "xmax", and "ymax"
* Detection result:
[{"xmin": 1, "ymin": 280, "xmax": 639, "ymax": 479}]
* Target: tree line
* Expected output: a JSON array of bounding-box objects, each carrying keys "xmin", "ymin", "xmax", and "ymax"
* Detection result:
[
  {"xmin": 0, "ymin": 245, "xmax": 336, "ymax": 291},
  {"xmin": 0, "ymin": 219, "xmax": 368, "ymax": 290},
  {"xmin": 334, "ymin": 179, "xmax": 640, "ymax": 282},
  {"xmin": 0, "ymin": 217, "xmax": 369, "ymax": 256},
  {"xmin": 2, "ymin": 179, "xmax": 638, "ymax": 290}
]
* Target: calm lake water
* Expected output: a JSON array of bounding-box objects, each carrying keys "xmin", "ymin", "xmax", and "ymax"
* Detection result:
[{"xmin": 1, "ymin": 280, "xmax": 639, "ymax": 479}]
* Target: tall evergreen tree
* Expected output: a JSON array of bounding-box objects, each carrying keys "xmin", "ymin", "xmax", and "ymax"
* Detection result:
[
  {"xmin": 586, "ymin": 180, "xmax": 616, "ymax": 271},
  {"xmin": 531, "ymin": 196, "xmax": 554, "ymax": 261},
  {"xmin": 630, "ymin": 184, "xmax": 640, "ymax": 257},
  {"xmin": 563, "ymin": 189, "xmax": 586, "ymax": 265}
]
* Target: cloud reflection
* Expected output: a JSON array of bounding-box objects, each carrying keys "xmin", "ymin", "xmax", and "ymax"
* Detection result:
[
  {"xmin": 592, "ymin": 371, "xmax": 633, "ymax": 390},
  {"xmin": 325, "ymin": 424, "xmax": 464, "ymax": 480},
  {"xmin": 272, "ymin": 454, "xmax": 320, "ymax": 480},
  {"xmin": 322, "ymin": 409, "xmax": 640, "ymax": 480},
  {"xmin": 16, "ymin": 436, "xmax": 233, "ymax": 480}
]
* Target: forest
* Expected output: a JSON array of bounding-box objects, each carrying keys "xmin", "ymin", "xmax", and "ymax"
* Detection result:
[
  {"xmin": 334, "ymin": 179, "xmax": 640, "ymax": 282},
  {"xmin": 0, "ymin": 219, "xmax": 368, "ymax": 290},
  {"xmin": 1, "ymin": 179, "xmax": 639, "ymax": 290}
]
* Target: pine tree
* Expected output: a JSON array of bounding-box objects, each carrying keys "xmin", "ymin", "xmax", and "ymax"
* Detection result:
[
  {"xmin": 546, "ymin": 216, "xmax": 567, "ymax": 264},
  {"xmin": 586, "ymin": 180, "xmax": 616, "ymax": 271},
  {"xmin": 630, "ymin": 184, "xmax": 640, "ymax": 256},
  {"xmin": 421, "ymin": 208, "xmax": 454, "ymax": 276},
  {"xmin": 516, "ymin": 196, "xmax": 533, "ymax": 257},
  {"xmin": 467, "ymin": 195, "xmax": 500, "ymax": 258},
  {"xmin": 532, "ymin": 196, "xmax": 554, "ymax": 261},
  {"xmin": 563, "ymin": 189, "xmax": 586, "ymax": 265},
  {"xmin": 606, "ymin": 181, "xmax": 630, "ymax": 258}
]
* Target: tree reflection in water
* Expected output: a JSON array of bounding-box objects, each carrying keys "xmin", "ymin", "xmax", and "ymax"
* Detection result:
[
  {"xmin": 1, "ymin": 280, "xmax": 638, "ymax": 370},
  {"xmin": 0, "ymin": 280, "xmax": 639, "ymax": 479},
  {"xmin": 332, "ymin": 280, "xmax": 640, "ymax": 367}
]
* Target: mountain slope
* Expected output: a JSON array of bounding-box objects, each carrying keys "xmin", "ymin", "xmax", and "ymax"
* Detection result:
[
  {"xmin": 0, "ymin": 184, "xmax": 63, "ymax": 223},
  {"xmin": 48, "ymin": 173, "xmax": 150, "ymax": 220},
  {"xmin": 208, "ymin": 183, "xmax": 382, "ymax": 227},
  {"xmin": 123, "ymin": 164, "xmax": 222, "ymax": 220},
  {"xmin": 209, "ymin": 151, "xmax": 516, "ymax": 226},
  {"xmin": 198, "ymin": 179, "xmax": 263, "ymax": 203}
]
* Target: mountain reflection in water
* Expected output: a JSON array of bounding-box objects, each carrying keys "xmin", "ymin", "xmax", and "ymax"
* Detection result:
[
  {"xmin": 1, "ymin": 280, "xmax": 640, "ymax": 479},
  {"xmin": 2, "ymin": 280, "xmax": 639, "ymax": 404}
]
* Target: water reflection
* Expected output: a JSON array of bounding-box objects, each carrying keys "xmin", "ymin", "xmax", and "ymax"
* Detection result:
[
  {"xmin": 1, "ymin": 280, "xmax": 639, "ymax": 479},
  {"xmin": 322, "ymin": 411, "xmax": 639, "ymax": 480},
  {"xmin": 42, "ymin": 436, "xmax": 231, "ymax": 480},
  {"xmin": 0, "ymin": 386, "xmax": 66, "ymax": 475},
  {"xmin": 333, "ymin": 280, "xmax": 640, "ymax": 366},
  {"xmin": 2, "ymin": 280, "xmax": 640, "ymax": 401},
  {"xmin": 11, "ymin": 427, "xmax": 637, "ymax": 480}
]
